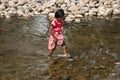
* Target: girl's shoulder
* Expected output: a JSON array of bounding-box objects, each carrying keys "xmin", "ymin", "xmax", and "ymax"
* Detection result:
[
  {"xmin": 51, "ymin": 19, "xmax": 56, "ymax": 26},
  {"xmin": 51, "ymin": 19, "xmax": 63, "ymax": 27}
]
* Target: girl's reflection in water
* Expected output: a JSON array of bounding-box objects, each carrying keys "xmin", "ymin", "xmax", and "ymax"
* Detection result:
[{"xmin": 48, "ymin": 58, "xmax": 57, "ymax": 79}]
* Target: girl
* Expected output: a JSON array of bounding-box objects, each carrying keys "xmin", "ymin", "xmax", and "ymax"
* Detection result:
[{"xmin": 48, "ymin": 9, "xmax": 70, "ymax": 57}]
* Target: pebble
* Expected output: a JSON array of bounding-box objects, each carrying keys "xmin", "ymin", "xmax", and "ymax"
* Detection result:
[
  {"xmin": 75, "ymin": 18, "xmax": 81, "ymax": 23},
  {"xmin": 0, "ymin": 0, "xmax": 120, "ymax": 22},
  {"xmin": 67, "ymin": 58, "xmax": 74, "ymax": 62},
  {"xmin": 115, "ymin": 62, "xmax": 120, "ymax": 65}
]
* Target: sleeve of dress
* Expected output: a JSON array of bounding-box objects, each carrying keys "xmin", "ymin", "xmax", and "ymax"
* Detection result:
[{"xmin": 51, "ymin": 20, "xmax": 56, "ymax": 27}]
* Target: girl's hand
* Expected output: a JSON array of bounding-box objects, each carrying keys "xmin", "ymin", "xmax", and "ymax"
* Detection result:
[{"xmin": 53, "ymin": 36, "xmax": 58, "ymax": 42}]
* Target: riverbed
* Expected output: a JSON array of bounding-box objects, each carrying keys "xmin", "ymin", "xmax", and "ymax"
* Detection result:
[{"xmin": 0, "ymin": 15, "xmax": 120, "ymax": 80}]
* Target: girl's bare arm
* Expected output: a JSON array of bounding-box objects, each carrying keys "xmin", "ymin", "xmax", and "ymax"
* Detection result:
[{"xmin": 49, "ymin": 24, "xmax": 57, "ymax": 41}]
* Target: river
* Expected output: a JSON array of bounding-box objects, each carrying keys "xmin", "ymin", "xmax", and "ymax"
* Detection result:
[{"xmin": 0, "ymin": 15, "xmax": 120, "ymax": 80}]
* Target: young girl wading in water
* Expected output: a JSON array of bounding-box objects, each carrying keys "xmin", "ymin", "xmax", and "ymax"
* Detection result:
[{"xmin": 48, "ymin": 9, "xmax": 70, "ymax": 57}]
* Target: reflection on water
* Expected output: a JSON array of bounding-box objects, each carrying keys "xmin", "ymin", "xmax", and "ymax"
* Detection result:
[{"xmin": 0, "ymin": 16, "xmax": 120, "ymax": 80}]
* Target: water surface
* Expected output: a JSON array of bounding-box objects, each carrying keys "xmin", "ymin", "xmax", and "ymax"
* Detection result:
[{"xmin": 0, "ymin": 16, "xmax": 120, "ymax": 80}]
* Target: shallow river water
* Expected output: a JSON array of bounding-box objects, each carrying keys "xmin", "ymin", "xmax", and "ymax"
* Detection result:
[{"xmin": 0, "ymin": 15, "xmax": 120, "ymax": 80}]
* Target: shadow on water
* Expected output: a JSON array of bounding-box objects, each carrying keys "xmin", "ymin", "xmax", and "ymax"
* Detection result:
[{"xmin": 0, "ymin": 15, "xmax": 120, "ymax": 80}]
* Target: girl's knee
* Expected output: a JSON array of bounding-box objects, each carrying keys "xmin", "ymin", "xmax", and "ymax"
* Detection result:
[{"xmin": 63, "ymin": 45, "xmax": 67, "ymax": 49}]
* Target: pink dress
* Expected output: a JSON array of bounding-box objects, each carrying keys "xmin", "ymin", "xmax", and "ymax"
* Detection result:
[{"xmin": 48, "ymin": 19, "xmax": 64, "ymax": 50}]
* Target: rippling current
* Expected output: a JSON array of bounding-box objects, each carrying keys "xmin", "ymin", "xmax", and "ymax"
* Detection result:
[{"xmin": 0, "ymin": 15, "xmax": 120, "ymax": 80}]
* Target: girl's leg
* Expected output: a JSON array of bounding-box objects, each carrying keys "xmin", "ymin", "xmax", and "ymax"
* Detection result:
[
  {"xmin": 62, "ymin": 42, "xmax": 70, "ymax": 57},
  {"xmin": 63, "ymin": 45, "xmax": 67, "ymax": 55},
  {"xmin": 48, "ymin": 49, "xmax": 54, "ymax": 56},
  {"xmin": 63, "ymin": 46, "xmax": 71, "ymax": 57},
  {"xmin": 62, "ymin": 42, "xmax": 67, "ymax": 55},
  {"xmin": 48, "ymin": 38, "xmax": 57, "ymax": 56}
]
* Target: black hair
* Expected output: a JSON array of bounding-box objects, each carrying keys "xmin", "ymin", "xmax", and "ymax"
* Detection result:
[{"xmin": 55, "ymin": 9, "xmax": 65, "ymax": 18}]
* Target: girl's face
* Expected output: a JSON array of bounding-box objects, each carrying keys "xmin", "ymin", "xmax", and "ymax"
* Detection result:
[{"xmin": 57, "ymin": 17, "xmax": 63, "ymax": 22}]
